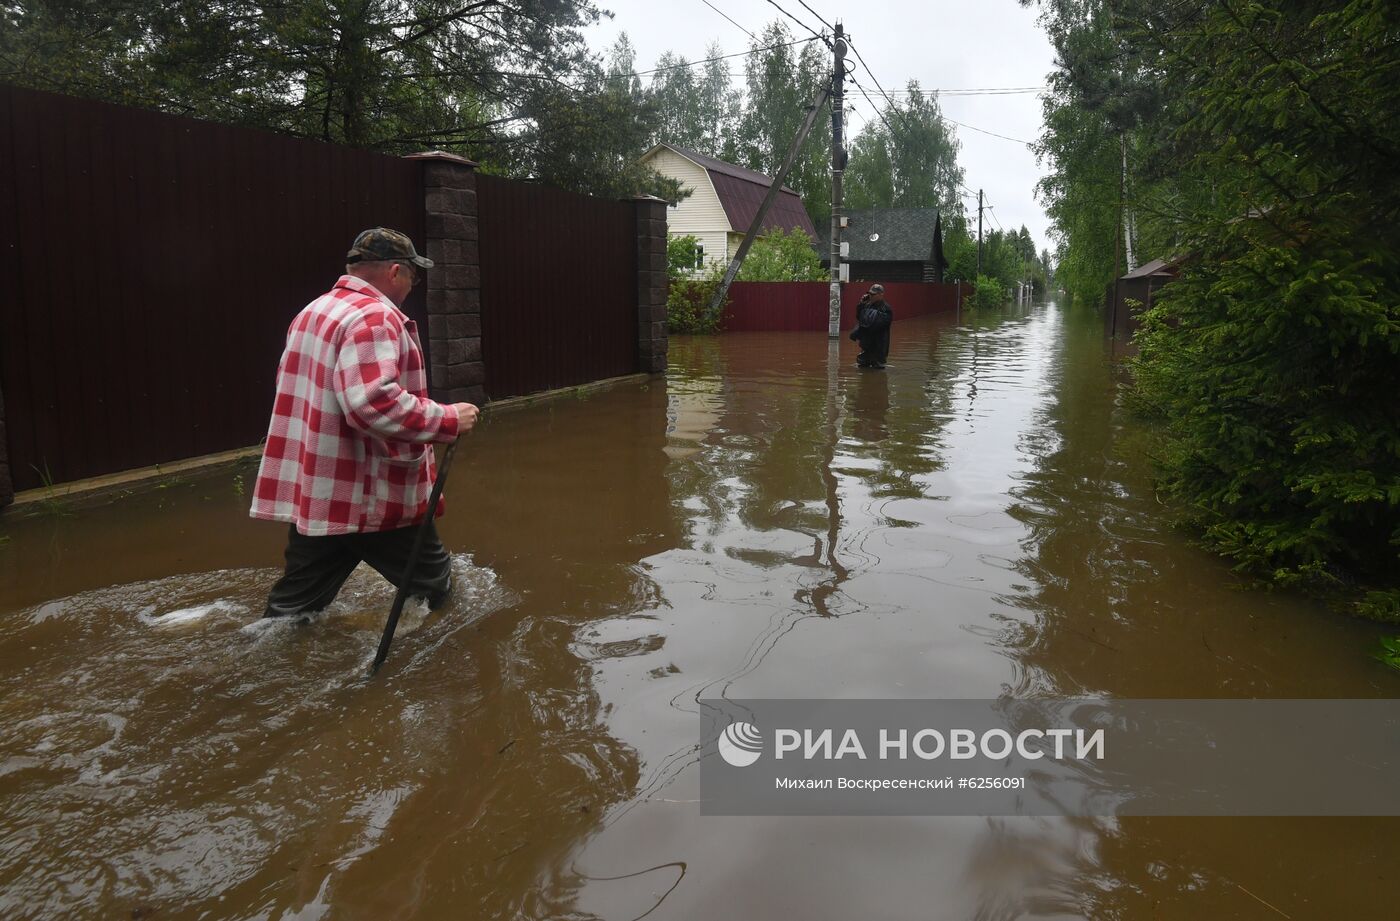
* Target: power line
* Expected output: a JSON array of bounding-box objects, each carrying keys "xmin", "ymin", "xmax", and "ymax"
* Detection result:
[
  {"xmin": 795, "ymin": 0, "xmax": 835, "ymax": 32},
  {"xmin": 847, "ymin": 82, "xmax": 985, "ymax": 221},
  {"xmin": 708, "ymin": 20, "xmax": 1030, "ymax": 228},
  {"xmin": 846, "ymin": 73, "xmax": 898, "ymax": 139},
  {"xmin": 698, "ymin": 0, "xmax": 755, "ymax": 40},
  {"xmin": 909, "ymin": 85, "xmax": 1048, "ymax": 93},
  {"xmin": 847, "ymin": 73, "xmax": 1031, "ymax": 147},
  {"xmin": 764, "ymin": 0, "xmax": 830, "ymax": 46},
  {"xmin": 891, "ymin": 90, "xmax": 1044, "ymax": 98},
  {"xmin": 631, "ymin": 36, "xmax": 819, "ymax": 78},
  {"xmin": 944, "ymin": 118, "xmax": 1031, "ymax": 145},
  {"xmin": 883, "ymin": 86, "xmax": 1046, "ymax": 96},
  {"xmin": 640, "ymin": 37, "xmax": 1028, "ymax": 148},
  {"xmin": 844, "ymin": 38, "xmax": 1033, "ymax": 148},
  {"xmin": 844, "ymin": 95, "xmax": 883, "ymax": 137},
  {"xmin": 844, "ymin": 37, "xmax": 899, "ymax": 118},
  {"xmin": 511, "ymin": 34, "xmax": 822, "ymax": 105},
  {"xmin": 848, "ymin": 73, "xmax": 997, "ymax": 212}
]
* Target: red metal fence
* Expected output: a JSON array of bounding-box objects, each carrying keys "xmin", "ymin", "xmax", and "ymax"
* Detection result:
[
  {"xmin": 723, "ymin": 281, "xmax": 971, "ymax": 332},
  {"xmin": 476, "ymin": 175, "xmax": 637, "ymax": 399},
  {"xmin": 0, "ymin": 85, "xmax": 426, "ymax": 492}
]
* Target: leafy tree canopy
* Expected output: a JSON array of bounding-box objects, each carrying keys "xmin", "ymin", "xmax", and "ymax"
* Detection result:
[
  {"xmin": 845, "ymin": 81, "xmax": 964, "ymax": 216},
  {"xmin": 737, "ymin": 228, "xmax": 824, "ymax": 282},
  {"xmin": 1031, "ymin": 0, "xmax": 1400, "ymax": 617},
  {"xmin": 0, "ymin": 0, "xmax": 682, "ymax": 199}
]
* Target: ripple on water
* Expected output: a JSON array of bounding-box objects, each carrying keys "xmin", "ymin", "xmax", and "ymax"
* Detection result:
[{"xmin": 0, "ymin": 555, "xmax": 514, "ymax": 917}]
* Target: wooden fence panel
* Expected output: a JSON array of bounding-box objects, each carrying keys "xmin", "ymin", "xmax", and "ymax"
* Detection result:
[{"xmin": 476, "ymin": 175, "xmax": 638, "ymax": 399}]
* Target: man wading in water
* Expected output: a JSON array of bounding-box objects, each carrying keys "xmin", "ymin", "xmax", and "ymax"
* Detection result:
[
  {"xmin": 851, "ymin": 284, "xmax": 893, "ymax": 369},
  {"xmin": 250, "ymin": 228, "xmax": 479, "ymax": 618}
]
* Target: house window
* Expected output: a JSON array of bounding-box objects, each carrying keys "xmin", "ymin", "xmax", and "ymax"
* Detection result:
[{"xmin": 695, "ymin": 245, "xmax": 704, "ymax": 270}]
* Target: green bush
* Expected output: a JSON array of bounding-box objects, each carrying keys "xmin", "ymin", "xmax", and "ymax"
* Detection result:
[
  {"xmin": 1131, "ymin": 225, "xmax": 1400, "ymax": 620},
  {"xmin": 736, "ymin": 228, "xmax": 825, "ymax": 282},
  {"xmin": 1119, "ymin": 0, "xmax": 1400, "ymax": 621},
  {"xmin": 667, "ymin": 262, "xmax": 727, "ymax": 334},
  {"xmin": 971, "ymin": 274, "xmax": 1005, "ymax": 310}
]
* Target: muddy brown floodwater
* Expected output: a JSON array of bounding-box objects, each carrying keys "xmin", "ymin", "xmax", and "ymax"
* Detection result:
[{"xmin": 2, "ymin": 301, "xmax": 1397, "ymax": 920}]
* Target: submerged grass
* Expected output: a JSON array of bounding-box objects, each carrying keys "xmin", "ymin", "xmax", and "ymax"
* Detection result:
[{"xmin": 31, "ymin": 463, "xmax": 75, "ymax": 517}]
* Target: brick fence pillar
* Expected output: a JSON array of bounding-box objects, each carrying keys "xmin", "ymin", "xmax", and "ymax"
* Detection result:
[
  {"xmin": 632, "ymin": 195, "xmax": 669, "ymax": 374},
  {"xmin": 407, "ymin": 151, "xmax": 485, "ymax": 406},
  {"xmin": 0, "ymin": 383, "xmax": 11, "ymax": 509}
]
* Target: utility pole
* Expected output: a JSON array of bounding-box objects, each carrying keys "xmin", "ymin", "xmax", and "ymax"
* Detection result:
[
  {"xmin": 708, "ymin": 83, "xmax": 833, "ymax": 318},
  {"xmin": 976, "ymin": 189, "xmax": 983, "ymax": 279},
  {"xmin": 828, "ymin": 23, "xmax": 847, "ymax": 338}
]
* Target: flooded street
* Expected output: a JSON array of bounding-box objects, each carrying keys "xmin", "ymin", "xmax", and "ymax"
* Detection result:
[{"xmin": 2, "ymin": 301, "xmax": 1396, "ymax": 919}]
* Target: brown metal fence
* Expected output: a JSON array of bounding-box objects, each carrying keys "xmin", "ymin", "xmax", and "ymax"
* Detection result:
[
  {"xmin": 0, "ymin": 85, "xmax": 652, "ymax": 496},
  {"xmin": 477, "ymin": 174, "xmax": 638, "ymax": 399},
  {"xmin": 0, "ymin": 85, "xmax": 426, "ymax": 492}
]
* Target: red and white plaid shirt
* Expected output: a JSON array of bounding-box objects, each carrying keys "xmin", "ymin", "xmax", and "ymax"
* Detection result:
[{"xmin": 250, "ymin": 275, "xmax": 460, "ymax": 536}]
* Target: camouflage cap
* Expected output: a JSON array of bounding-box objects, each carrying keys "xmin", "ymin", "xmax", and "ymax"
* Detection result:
[{"xmin": 346, "ymin": 227, "xmax": 434, "ymax": 269}]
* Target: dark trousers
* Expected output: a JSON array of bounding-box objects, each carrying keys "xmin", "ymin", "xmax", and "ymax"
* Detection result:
[
  {"xmin": 857, "ymin": 324, "xmax": 891, "ymax": 366},
  {"xmin": 263, "ymin": 522, "xmax": 453, "ymax": 618}
]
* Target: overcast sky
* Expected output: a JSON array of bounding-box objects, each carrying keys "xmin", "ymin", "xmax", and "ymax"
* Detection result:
[{"xmin": 585, "ymin": 0, "xmax": 1056, "ymax": 254}]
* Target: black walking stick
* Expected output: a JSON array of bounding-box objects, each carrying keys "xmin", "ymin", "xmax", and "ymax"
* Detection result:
[{"xmin": 371, "ymin": 440, "xmax": 458, "ymax": 674}]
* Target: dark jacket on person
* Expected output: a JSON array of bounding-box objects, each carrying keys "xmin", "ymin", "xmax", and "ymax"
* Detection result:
[{"xmin": 851, "ymin": 298, "xmax": 893, "ymax": 365}]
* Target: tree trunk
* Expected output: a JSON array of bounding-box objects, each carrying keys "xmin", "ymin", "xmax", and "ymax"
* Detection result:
[{"xmin": 1121, "ymin": 133, "xmax": 1137, "ymax": 272}]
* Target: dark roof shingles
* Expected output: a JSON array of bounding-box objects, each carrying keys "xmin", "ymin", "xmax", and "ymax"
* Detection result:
[
  {"xmin": 664, "ymin": 144, "xmax": 797, "ymax": 192},
  {"xmin": 708, "ymin": 172, "xmax": 817, "ymax": 239},
  {"xmin": 829, "ymin": 207, "xmax": 943, "ymax": 262}
]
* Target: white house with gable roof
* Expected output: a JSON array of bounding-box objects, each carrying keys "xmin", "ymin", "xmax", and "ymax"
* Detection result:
[{"xmin": 640, "ymin": 143, "xmax": 817, "ymax": 274}]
